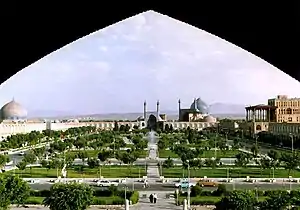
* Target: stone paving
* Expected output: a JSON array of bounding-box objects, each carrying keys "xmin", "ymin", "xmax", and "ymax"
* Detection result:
[{"xmin": 146, "ymin": 132, "xmax": 160, "ymax": 179}]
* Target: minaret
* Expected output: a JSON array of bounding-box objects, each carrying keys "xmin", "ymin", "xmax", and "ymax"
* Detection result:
[
  {"xmin": 194, "ymin": 98, "xmax": 197, "ymax": 110},
  {"xmin": 143, "ymin": 100, "xmax": 147, "ymax": 122},
  {"xmin": 156, "ymin": 100, "xmax": 160, "ymax": 120},
  {"xmin": 178, "ymin": 99, "xmax": 181, "ymax": 121}
]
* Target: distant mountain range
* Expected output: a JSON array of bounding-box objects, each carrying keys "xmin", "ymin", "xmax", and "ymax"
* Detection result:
[
  {"xmin": 209, "ymin": 103, "xmax": 246, "ymax": 115},
  {"xmin": 27, "ymin": 103, "xmax": 246, "ymax": 120}
]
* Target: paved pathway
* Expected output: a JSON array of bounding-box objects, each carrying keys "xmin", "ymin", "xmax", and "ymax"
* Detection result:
[{"xmin": 146, "ymin": 132, "xmax": 160, "ymax": 179}]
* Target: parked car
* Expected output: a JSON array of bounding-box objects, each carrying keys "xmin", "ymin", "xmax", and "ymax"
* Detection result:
[
  {"xmin": 28, "ymin": 179, "xmax": 40, "ymax": 184},
  {"xmin": 175, "ymin": 180, "xmax": 196, "ymax": 188},
  {"xmin": 96, "ymin": 180, "xmax": 119, "ymax": 187},
  {"xmin": 197, "ymin": 180, "xmax": 218, "ymax": 187}
]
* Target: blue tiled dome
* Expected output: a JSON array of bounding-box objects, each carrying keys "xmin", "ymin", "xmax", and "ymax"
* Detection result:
[{"xmin": 190, "ymin": 98, "xmax": 209, "ymax": 114}]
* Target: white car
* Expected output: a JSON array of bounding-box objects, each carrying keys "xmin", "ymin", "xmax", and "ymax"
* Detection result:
[
  {"xmin": 96, "ymin": 180, "xmax": 119, "ymax": 187},
  {"xmin": 28, "ymin": 179, "xmax": 40, "ymax": 184},
  {"xmin": 175, "ymin": 180, "xmax": 196, "ymax": 188}
]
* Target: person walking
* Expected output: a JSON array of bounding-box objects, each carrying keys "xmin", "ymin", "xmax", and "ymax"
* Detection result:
[
  {"xmin": 153, "ymin": 193, "xmax": 157, "ymax": 204},
  {"xmin": 144, "ymin": 179, "xmax": 149, "ymax": 188},
  {"xmin": 149, "ymin": 193, "xmax": 153, "ymax": 203}
]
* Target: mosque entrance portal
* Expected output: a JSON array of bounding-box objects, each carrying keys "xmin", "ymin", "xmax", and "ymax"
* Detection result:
[{"xmin": 147, "ymin": 114, "xmax": 157, "ymax": 131}]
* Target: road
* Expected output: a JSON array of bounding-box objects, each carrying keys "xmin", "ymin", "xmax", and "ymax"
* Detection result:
[{"xmin": 28, "ymin": 180, "xmax": 300, "ymax": 191}]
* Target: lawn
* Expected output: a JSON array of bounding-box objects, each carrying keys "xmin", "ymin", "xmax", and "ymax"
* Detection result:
[
  {"xmin": 177, "ymin": 196, "xmax": 267, "ymax": 205},
  {"xmin": 7, "ymin": 166, "xmax": 146, "ymax": 178},
  {"xmin": 22, "ymin": 196, "xmax": 126, "ymax": 205},
  {"xmin": 159, "ymin": 150, "xmax": 178, "ymax": 158},
  {"xmin": 161, "ymin": 167, "xmax": 300, "ymax": 178},
  {"xmin": 158, "ymin": 149, "xmax": 239, "ymax": 158}
]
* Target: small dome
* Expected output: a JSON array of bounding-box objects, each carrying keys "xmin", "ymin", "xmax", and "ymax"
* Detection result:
[
  {"xmin": 137, "ymin": 116, "xmax": 144, "ymax": 121},
  {"xmin": 204, "ymin": 115, "xmax": 216, "ymax": 123},
  {"xmin": 190, "ymin": 98, "xmax": 209, "ymax": 113},
  {"xmin": 0, "ymin": 99, "xmax": 27, "ymax": 121}
]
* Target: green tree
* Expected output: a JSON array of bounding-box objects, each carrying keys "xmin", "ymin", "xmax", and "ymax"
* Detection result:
[
  {"xmin": 98, "ymin": 150, "xmax": 111, "ymax": 164},
  {"xmin": 43, "ymin": 182, "xmax": 94, "ymax": 210},
  {"xmin": 0, "ymin": 175, "xmax": 30, "ymax": 209},
  {"xmin": 215, "ymin": 190, "xmax": 256, "ymax": 210},
  {"xmin": 250, "ymin": 144, "xmax": 259, "ymax": 158},
  {"xmin": 0, "ymin": 154, "xmax": 9, "ymax": 170},
  {"xmin": 77, "ymin": 151, "xmax": 88, "ymax": 170},
  {"xmin": 23, "ymin": 152, "xmax": 37, "ymax": 176},
  {"xmin": 97, "ymin": 150, "xmax": 111, "ymax": 177},
  {"xmin": 87, "ymin": 158, "xmax": 100, "ymax": 169},
  {"xmin": 235, "ymin": 152, "xmax": 251, "ymax": 168},
  {"xmin": 163, "ymin": 156, "xmax": 174, "ymax": 168},
  {"xmin": 260, "ymin": 190, "xmax": 292, "ymax": 210},
  {"xmin": 16, "ymin": 161, "xmax": 27, "ymax": 177},
  {"xmin": 280, "ymin": 152, "xmax": 300, "ymax": 176},
  {"xmin": 191, "ymin": 185, "xmax": 202, "ymax": 197}
]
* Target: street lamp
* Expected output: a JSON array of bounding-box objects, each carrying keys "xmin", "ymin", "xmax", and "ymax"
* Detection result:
[
  {"xmin": 289, "ymin": 133, "xmax": 294, "ymax": 154},
  {"xmin": 255, "ymin": 135, "xmax": 258, "ymax": 147},
  {"xmin": 124, "ymin": 185, "xmax": 128, "ymax": 203},
  {"xmin": 187, "ymin": 160, "xmax": 190, "ymax": 209},
  {"xmin": 160, "ymin": 161, "xmax": 163, "ymax": 177},
  {"xmin": 214, "ymin": 136, "xmax": 217, "ymax": 159},
  {"xmin": 255, "ymin": 186, "xmax": 258, "ymax": 202},
  {"xmin": 175, "ymin": 189, "xmax": 179, "ymax": 206}
]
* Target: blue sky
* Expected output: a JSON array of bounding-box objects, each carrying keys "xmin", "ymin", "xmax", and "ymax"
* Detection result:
[{"xmin": 0, "ymin": 11, "xmax": 300, "ymax": 115}]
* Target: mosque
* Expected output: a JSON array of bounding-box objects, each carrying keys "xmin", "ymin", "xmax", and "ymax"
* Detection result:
[{"xmin": 0, "ymin": 98, "xmax": 218, "ymax": 138}]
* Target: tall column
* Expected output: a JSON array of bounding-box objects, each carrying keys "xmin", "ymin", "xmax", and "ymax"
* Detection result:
[
  {"xmin": 143, "ymin": 101, "xmax": 147, "ymax": 123},
  {"xmin": 259, "ymin": 110, "xmax": 262, "ymax": 121},
  {"xmin": 156, "ymin": 100, "xmax": 160, "ymax": 120},
  {"xmin": 178, "ymin": 99, "xmax": 181, "ymax": 121},
  {"xmin": 125, "ymin": 199, "xmax": 129, "ymax": 210},
  {"xmin": 183, "ymin": 199, "xmax": 187, "ymax": 210},
  {"xmin": 246, "ymin": 109, "xmax": 248, "ymax": 121}
]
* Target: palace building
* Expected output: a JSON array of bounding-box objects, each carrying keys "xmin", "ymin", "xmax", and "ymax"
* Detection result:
[{"xmin": 240, "ymin": 95, "xmax": 300, "ymax": 136}]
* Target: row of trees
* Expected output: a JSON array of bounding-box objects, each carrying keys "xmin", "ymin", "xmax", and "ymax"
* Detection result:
[
  {"xmin": 0, "ymin": 174, "xmax": 129, "ymax": 210},
  {"xmin": 215, "ymin": 190, "xmax": 300, "ymax": 210},
  {"xmin": 0, "ymin": 131, "xmax": 44, "ymax": 150},
  {"xmin": 0, "ymin": 125, "xmax": 98, "ymax": 151},
  {"xmin": 240, "ymin": 146, "xmax": 300, "ymax": 176},
  {"xmin": 13, "ymin": 130, "xmax": 149, "ymax": 177}
]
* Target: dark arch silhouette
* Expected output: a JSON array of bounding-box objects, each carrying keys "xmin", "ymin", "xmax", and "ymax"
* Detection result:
[
  {"xmin": 0, "ymin": 7, "xmax": 298, "ymax": 86},
  {"xmin": 256, "ymin": 125, "xmax": 262, "ymax": 131},
  {"xmin": 147, "ymin": 114, "xmax": 157, "ymax": 131}
]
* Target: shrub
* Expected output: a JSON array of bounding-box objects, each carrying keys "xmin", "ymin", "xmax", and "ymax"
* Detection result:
[
  {"xmin": 92, "ymin": 197, "xmax": 123, "ymax": 205},
  {"xmin": 108, "ymin": 185, "xmax": 118, "ymax": 196},
  {"xmin": 191, "ymin": 185, "xmax": 202, "ymax": 197},
  {"xmin": 92, "ymin": 198, "xmax": 106, "ymax": 205},
  {"xmin": 130, "ymin": 191, "xmax": 139, "ymax": 204},
  {"xmin": 213, "ymin": 184, "xmax": 227, "ymax": 196},
  {"xmin": 201, "ymin": 191, "xmax": 213, "ymax": 196},
  {"xmin": 93, "ymin": 189, "xmax": 113, "ymax": 197},
  {"xmin": 25, "ymin": 197, "xmax": 43, "ymax": 204}
]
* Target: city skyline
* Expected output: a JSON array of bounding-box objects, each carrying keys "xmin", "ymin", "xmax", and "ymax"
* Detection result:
[{"xmin": 0, "ymin": 10, "xmax": 299, "ymax": 115}]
